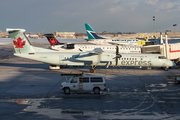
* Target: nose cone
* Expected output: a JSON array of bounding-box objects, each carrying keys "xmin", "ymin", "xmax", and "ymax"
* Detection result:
[
  {"xmin": 173, "ymin": 62, "xmax": 177, "ymax": 67},
  {"xmin": 167, "ymin": 60, "xmax": 176, "ymax": 67}
]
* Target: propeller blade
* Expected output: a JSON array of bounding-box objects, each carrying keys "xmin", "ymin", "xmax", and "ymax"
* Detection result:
[
  {"xmin": 116, "ymin": 45, "xmax": 118, "ymax": 66},
  {"xmin": 116, "ymin": 57, "xmax": 118, "ymax": 66},
  {"xmin": 115, "ymin": 45, "xmax": 121, "ymax": 66},
  {"xmin": 116, "ymin": 45, "xmax": 119, "ymax": 55}
]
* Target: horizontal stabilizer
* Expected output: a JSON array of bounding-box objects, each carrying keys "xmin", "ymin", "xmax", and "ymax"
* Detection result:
[{"xmin": 6, "ymin": 28, "xmax": 26, "ymax": 33}]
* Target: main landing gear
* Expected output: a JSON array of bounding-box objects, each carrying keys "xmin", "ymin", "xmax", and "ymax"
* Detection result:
[
  {"xmin": 49, "ymin": 64, "xmax": 60, "ymax": 70},
  {"xmin": 90, "ymin": 65, "xmax": 96, "ymax": 73},
  {"xmin": 161, "ymin": 67, "xmax": 169, "ymax": 71}
]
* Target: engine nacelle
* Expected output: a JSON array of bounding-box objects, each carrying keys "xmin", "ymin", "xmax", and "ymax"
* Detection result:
[{"xmin": 63, "ymin": 43, "xmax": 75, "ymax": 49}]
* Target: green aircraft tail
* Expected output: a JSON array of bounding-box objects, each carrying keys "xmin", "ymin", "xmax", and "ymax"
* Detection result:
[
  {"xmin": 85, "ymin": 23, "xmax": 105, "ymax": 40},
  {"xmin": 6, "ymin": 28, "xmax": 35, "ymax": 53}
]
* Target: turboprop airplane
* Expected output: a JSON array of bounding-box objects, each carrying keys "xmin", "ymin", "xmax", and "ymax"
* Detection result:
[
  {"xmin": 44, "ymin": 34, "xmax": 141, "ymax": 53},
  {"xmin": 7, "ymin": 28, "xmax": 175, "ymax": 73},
  {"xmin": 85, "ymin": 23, "xmax": 145, "ymax": 45}
]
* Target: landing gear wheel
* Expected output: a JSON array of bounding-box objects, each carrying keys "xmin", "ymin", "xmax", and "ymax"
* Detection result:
[
  {"xmin": 90, "ymin": 69, "xmax": 94, "ymax": 73},
  {"xmin": 165, "ymin": 68, "xmax": 168, "ymax": 71},
  {"xmin": 93, "ymin": 88, "xmax": 100, "ymax": 94},
  {"xmin": 64, "ymin": 88, "xmax": 70, "ymax": 94}
]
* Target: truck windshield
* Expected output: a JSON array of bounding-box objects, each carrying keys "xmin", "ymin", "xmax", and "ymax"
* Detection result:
[
  {"xmin": 67, "ymin": 76, "xmax": 74, "ymax": 83},
  {"xmin": 70, "ymin": 77, "xmax": 78, "ymax": 83},
  {"xmin": 67, "ymin": 76, "xmax": 78, "ymax": 83}
]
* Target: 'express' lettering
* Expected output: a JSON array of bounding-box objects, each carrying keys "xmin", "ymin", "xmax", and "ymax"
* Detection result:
[{"xmin": 120, "ymin": 60, "xmax": 151, "ymax": 66}]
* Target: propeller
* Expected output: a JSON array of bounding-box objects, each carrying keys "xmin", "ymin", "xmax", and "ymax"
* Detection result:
[{"xmin": 116, "ymin": 45, "xmax": 122, "ymax": 66}]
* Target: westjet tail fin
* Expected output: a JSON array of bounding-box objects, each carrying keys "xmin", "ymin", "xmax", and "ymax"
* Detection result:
[
  {"xmin": 6, "ymin": 28, "xmax": 35, "ymax": 53},
  {"xmin": 85, "ymin": 23, "xmax": 105, "ymax": 40},
  {"xmin": 44, "ymin": 34, "xmax": 64, "ymax": 45}
]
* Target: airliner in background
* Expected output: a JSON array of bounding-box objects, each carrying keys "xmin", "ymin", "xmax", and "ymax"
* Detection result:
[
  {"xmin": 44, "ymin": 34, "xmax": 141, "ymax": 53},
  {"xmin": 85, "ymin": 23, "xmax": 145, "ymax": 45}
]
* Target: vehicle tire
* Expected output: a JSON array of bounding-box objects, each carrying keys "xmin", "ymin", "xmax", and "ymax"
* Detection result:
[
  {"xmin": 64, "ymin": 88, "xmax": 70, "ymax": 94},
  {"xmin": 93, "ymin": 87, "xmax": 100, "ymax": 94}
]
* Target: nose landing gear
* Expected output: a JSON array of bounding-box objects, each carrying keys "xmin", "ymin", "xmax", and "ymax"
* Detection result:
[{"xmin": 90, "ymin": 65, "xmax": 96, "ymax": 73}]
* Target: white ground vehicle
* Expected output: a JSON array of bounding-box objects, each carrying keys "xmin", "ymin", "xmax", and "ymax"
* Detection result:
[{"xmin": 61, "ymin": 74, "xmax": 107, "ymax": 94}]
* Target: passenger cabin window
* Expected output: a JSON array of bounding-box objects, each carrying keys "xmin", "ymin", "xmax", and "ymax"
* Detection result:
[
  {"xmin": 83, "ymin": 77, "xmax": 89, "ymax": 83},
  {"xmin": 158, "ymin": 56, "xmax": 166, "ymax": 59},
  {"xmin": 90, "ymin": 77, "xmax": 103, "ymax": 82}
]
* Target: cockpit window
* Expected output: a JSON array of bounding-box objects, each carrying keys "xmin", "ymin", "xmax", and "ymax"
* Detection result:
[{"xmin": 158, "ymin": 56, "xmax": 166, "ymax": 59}]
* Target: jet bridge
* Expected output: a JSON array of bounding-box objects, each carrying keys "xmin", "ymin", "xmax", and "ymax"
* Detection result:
[
  {"xmin": 141, "ymin": 46, "xmax": 161, "ymax": 54},
  {"xmin": 142, "ymin": 33, "xmax": 180, "ymax": 66}
]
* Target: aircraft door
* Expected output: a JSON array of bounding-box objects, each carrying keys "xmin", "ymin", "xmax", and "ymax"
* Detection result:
[
  {"xmin": 59, "ymin": 55, "xmax": 64, "ymax": 63},
  {"xmin": 139, "ymin": 57, "xmax": 143, "ymax": 66}
]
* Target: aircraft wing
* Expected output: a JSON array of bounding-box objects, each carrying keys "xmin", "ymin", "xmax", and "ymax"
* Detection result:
[
  {"xmin": 107, "ymin": 42, "xmax": 118, "ymax": 45},
  {"xmin": 75, "ymin": 48, "xmax": 104, "ymax": 60},
  {"xmin": 89, "ymin": 48, "xmax": 104, "ymax": 54}
]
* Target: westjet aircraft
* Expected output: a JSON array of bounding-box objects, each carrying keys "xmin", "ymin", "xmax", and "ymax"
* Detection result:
[
  {"xmin": 85, "ymin": 23, "xmax": 145, "ymax": 45},
  {"xmin": 7, "ymin": 28, "xmax": 175, "ymax": 72},
  {"xmin": 44, "ymin": 34, "xmax": 141, "ymax": 53}
]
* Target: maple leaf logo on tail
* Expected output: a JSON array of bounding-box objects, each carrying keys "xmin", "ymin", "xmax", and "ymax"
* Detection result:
[
  {"xmin": 13, "ymin": 37, "xmax": 26, "ymax": 48},
  {"xmin": 49, "ymin": 38, "xmax": 57, "ymax": 45}
]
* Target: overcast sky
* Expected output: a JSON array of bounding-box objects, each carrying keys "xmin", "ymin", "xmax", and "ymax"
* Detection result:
[{"xmin": 1, "ymin": 0, "xmax": 180, "ymax": 33}]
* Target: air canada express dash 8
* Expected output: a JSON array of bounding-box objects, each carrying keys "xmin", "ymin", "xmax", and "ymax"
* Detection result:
[{"xmin": 7, "ymin": 28, "xmax": 175, "ymax": 73}]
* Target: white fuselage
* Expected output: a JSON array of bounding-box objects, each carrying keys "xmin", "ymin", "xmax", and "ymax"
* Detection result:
[
  {"xmin": 14, "ymin": 51, "xmax": 174, "ymax": 68},
  {"xmin": 87, "ymin": 39, "xmax": 141, "ymax": 45},
  {"xmin": 50, "ymin": 44, "xmax": 141, "ymax": 53}
]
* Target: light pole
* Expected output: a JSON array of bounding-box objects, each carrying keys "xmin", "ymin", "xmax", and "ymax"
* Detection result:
[
  {"xmin": 173, "ymin": 24, "xmax": 177, "ymax": 37},
  {"xmin": 153, "ymin": 16, "xmax": 155, "ymax": 38}
]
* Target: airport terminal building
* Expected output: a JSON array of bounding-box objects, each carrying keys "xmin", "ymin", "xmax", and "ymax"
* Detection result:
[{"xmin": 54, "ymin": 31, "xmax": 75, "ymax": 38}]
